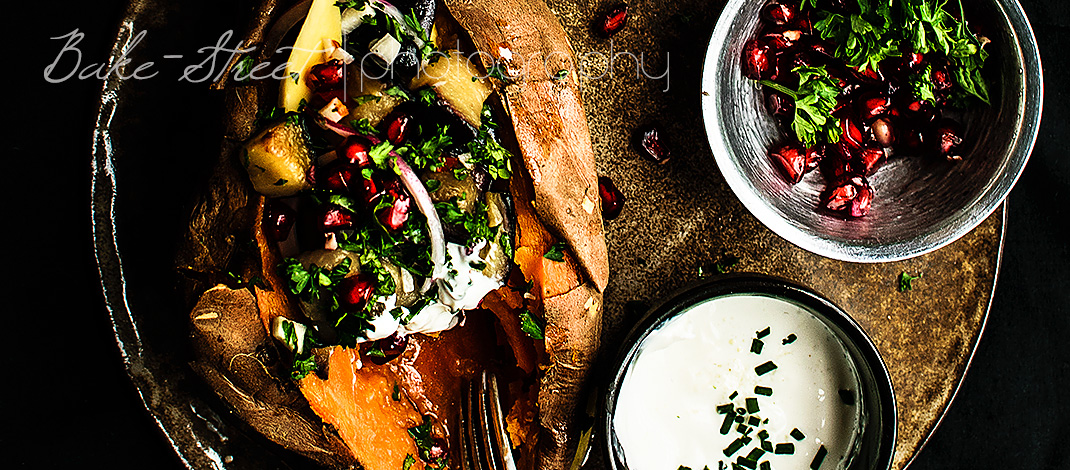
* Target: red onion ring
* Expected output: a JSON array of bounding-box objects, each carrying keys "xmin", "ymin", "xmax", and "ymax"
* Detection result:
[{"xmin": 394, "ymin": 155, "xmax": 445, "ymax": 291}]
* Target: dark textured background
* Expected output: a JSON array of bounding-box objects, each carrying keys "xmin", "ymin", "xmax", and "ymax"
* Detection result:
[{"xmin": 5, "ymin": 0, "xmax": 1067, "ymax": 468}]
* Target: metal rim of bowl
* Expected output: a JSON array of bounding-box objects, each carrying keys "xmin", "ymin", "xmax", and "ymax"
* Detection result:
[
  {"xmin": 700, "ymin": 0, "xmax": 1044, "ymax": 263},
  {"xmin": 600, "ymin": 273, "xmax": 897, "ymax": 470}
]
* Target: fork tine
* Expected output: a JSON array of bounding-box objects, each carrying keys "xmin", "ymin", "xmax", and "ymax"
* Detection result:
[
  {"xmin": 477, "ymin": 372, "xmax": 503, "ymax": 470},
  {"xmin": 485, "ymin": 373, "xmax": 517, "ymax": 470},
  {"xmin": 461, "ymin": 379, "xmax": 485, "ymax": 470}
]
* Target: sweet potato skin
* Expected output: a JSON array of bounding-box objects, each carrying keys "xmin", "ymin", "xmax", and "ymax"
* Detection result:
[
  {"xmin": 189, "ymin": 285, "xmax": 356, "ymax": 467},
  {"xmin": 442, "ymin": 1, "xmax": 608, "ymax": 467}
]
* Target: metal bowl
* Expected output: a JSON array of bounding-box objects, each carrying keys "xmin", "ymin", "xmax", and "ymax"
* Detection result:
[
  {"xmin": 700, "ymin": 0, "xmax": 1043, "ymax": 262},
  {"xmin": 601, "ymin": 274, "xmax": 896, "ymax": 470}
]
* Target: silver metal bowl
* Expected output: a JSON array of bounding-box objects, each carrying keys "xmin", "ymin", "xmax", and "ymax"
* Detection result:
[{"xmin": 701, "ymin": 0, "xmax": 1043, "ymax": 262}]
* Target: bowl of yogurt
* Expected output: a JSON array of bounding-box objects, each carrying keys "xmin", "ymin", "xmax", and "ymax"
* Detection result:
[{"xmin": 603, "ymin": 274, "xmax": 895, "ymax": 470}]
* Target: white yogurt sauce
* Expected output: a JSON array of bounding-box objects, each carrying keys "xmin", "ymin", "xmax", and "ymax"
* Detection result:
[{"xmin": 613, "ymin": 295, "xmax": 863, "ymax": 470}]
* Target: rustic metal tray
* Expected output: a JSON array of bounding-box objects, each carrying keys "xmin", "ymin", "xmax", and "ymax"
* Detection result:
[{"xmin": 92, "ymin": 0, "xmax": 1002, "ymax": 468}]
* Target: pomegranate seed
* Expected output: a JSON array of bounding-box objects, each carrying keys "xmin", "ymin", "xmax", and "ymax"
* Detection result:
[
  {"xmin": 317, "ymin": 161, "xmax": 360, "ymax": 193},
  {"xmin": 805, "ymin": 144, "xmax": 831, "ymax": 171},
  {"xmin": 791, "ymin": 9, "xmax": 814, "ymax": 34},
  {"xmin": 823, "ymin": 175, "xmax": 873, "ymax": 218},
  {"xmin": 770, "ymin": 142, "xmax": 808, "ymax": 184},
  {"xmin": 599, "ymin": 4, "xmax": 628, "ymax": 37},
  {"xmin": 429, "ymin": 438, "xmax": 449, "ymax": 460},
  {"xmin": 321, "ymin": 204, "xmax": 354, "ymax": 232},
  {"xmin": 762, "ymin": 31, "xmax": 799, "ymax": 53},
  {"xmin": 381, "ymin": 111, "xmax": 412, "ymax": 145},
  {"xmin": 341, "ymin": 136, "xmax": 373, "ymax": 166},
  {"xmin": 868, "ymin": 117, "xmax": 895, "ymax": 147},
  {"xmin": 741, "ymin": 39, "xmax": 774, "ymax": 80},
  {"xmin": 820, "ymin": 143, "xmax": 854, "ymax": 181},
  {"xmin": 765, "ymin": 90, "xmax": 795, "ymax": 123},
  {"xmin": 856, "ymin": 93, "xmax": 892, "ymax": 121},
  {"xmin": 264, "ymin": 199, "xmax": 296, "ymax": 241},
  {"xmin": 367, "ymin": 332, "xmax": 409, "ymax": 365},
  {"xmin": 930, "ymin": 66, "xmax": 954, "ymax": 93},
  {"xmin": 378, "ymin": 184, "xmax": 412, "ymax": 231},
  {"xmin": 932, "ymin": 119, "xmax": 964, "ymax": 160},
  {"xmin": 352, "ymin": 172, "xmax": 384, "ymax": 207},
  {"xmin": 306, "ymin": 59, "xmax": 345, "ymax": 92},
  {"xmin": 855, "ymin": 146, "xmax": 886, "ymax": 176},
  {"xmin": 597, "ymin": 176, "xmax": 625, "ymax": 220},
  {"xmin": 634, "ymin": 125, "xmax": 671, "ymax": 164},
  {"xmin": 899, "ymin": 126, "xmax": 927, "ymax": 154},
  {"xmin": 761, "ymin": 2, "xmax": 796, "ymax": 26},
  {"xmin": 840, "ymin": 115, "xmax": 864, "ymax": 148},
  {"xmin": 336, "ymin": 274, "xmax": 376, "ymax": 311}
]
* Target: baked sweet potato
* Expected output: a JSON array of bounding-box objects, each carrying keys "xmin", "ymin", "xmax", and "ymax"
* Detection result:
[{"xmin": 178, "ymin": 0, "xmax": 607, "ymax": 468}]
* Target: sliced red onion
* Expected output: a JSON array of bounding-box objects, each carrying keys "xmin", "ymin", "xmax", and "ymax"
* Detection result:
[
  {"xmin": 394, "ymin": 155, "xmax": 445, "ymax": 291},
  {"xmin": 317, "ymin": 117, "xmax": 359, "ymax": 137}
]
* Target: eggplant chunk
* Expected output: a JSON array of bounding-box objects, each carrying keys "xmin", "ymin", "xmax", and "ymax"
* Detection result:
[
  {"xmin": 410, "ymin": 51, "xmax": 492, "ymax": 127},
  {"xmin": 241, "ymin": 119, "xmax": 313, "ymax": 197},
  {"xmin": 189, "ymin": 285, "xmax": 355, "ymax": 467}
]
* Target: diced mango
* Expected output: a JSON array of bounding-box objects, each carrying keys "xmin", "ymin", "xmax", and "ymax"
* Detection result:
[{"xmin": 280, "ymin": 0, "xmax": 342, "ymax": 111}]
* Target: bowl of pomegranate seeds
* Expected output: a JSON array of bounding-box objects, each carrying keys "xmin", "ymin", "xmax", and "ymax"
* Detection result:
[{"xmin": 701, "ymin": 0, "xmax": 1042, "ymax": 262}]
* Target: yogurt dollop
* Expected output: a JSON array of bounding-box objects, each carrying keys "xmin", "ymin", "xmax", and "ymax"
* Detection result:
[{"xmin": 613, "ymin": 294, "xmax": 863, "ymax": 470}]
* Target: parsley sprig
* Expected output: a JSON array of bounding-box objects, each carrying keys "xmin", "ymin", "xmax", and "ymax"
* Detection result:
[
  {"xmin": 815, "ymin": 0, "xmax": 901, "ymax": 73},
  {"xmin": 760, "ymin": 66, "xmax": 843, "ymax": 148}
]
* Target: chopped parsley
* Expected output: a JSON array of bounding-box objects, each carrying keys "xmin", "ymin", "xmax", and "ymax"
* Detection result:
[
  {"xmin": 407, "ymin": 416, "xmax": 446, "ymax": 468},
  {"xmin": 543, "ymin": 242, "xmax": 567, "ymax": 262},
  {"xmin": 466, "ymin": 104, "xmax": 513, "ymax": 180},
  {"xmin": 814, "ymin": 0, "xmax": 901, "ymax": 73},
  {"xmin": 519, "ymin": 310, "xmax": 545, "ymax": 339},
  {"xmin": 898, "ymin": 272, "xmax": 921, "ymax": 292},
  {"xmin": 434, "ymin": 197, "xmax": 496, "ymax": 247}
]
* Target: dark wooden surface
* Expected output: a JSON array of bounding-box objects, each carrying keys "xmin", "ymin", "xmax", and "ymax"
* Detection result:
[{"xmin": 6, "ymin": 0, "xmax": 1067, "ymax": 468}]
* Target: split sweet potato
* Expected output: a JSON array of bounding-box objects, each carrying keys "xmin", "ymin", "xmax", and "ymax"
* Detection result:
[{"xmin": 180, "ymin": 0, "xmax": 608, "ymax": 468}]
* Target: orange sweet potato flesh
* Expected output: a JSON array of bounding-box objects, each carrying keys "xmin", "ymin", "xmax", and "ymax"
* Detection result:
[{"xmin": 299, "ymin": 347, "xmax": 423, "ymax": 470}]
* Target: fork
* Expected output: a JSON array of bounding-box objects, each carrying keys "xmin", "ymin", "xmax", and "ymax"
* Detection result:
[{"xmin": 460, "ymin": 371, "xmax": 517, "ymax": 470}]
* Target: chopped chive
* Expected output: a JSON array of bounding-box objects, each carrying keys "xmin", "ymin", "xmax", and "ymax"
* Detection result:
[
  {"xmin": 720, "ymin": 412, "xmax": 736, "ymax": 434},
  {"xmin": 783, "ymin": 334, "xmax": 797, "ymax": 345},
  {"xmin": 736, "ymin": 456, "xmax": 757, "ymax": 469},
  {"xmin": 731, "ymin": 464, "xmax": 745, "ymax": 470},
  {"xmin": 774, "ymin": 443, "xmax": 795, "ymax": 454},
  {"xmin": 790, "ymin": 428, "xmax": 805, "ymax": 441},
  {"xmin": 723, "ymin": 438, "xmax": 746, "ymax": 457},
  {"xmin": 736, "ymin": 423, "xmax": 749, "ymax": 434},
  {"xmin": 756, "ymin": 327, "xmax": 771, "ymax": 338},
  {"xmin": 763, "ymin": 418, "xmax": 769, "ymax": 424},
  {"xmin": 755, "ymin": 386, "xmax": 773, "ymax": 396},
  {"xmin": 719, "ymin": 463, "xmax": 726, "ymax": 470},
  {"xmin": 742, "ymin": 436, "xmax": 752, "ymax": 444},
  {"xmin": 729, "ymin": 391, "xmax": 739, "ymax": 400},
  {"xmin": 761, "ymin": 440, "xmax": 773, "ymax": 452},
  {"xmin": 810, "ymin": 446, "xmax": 828, "ymax": 469},
  {"xmin": 755, "ymin": 361, "xmax": 778, "ymax": 376},
  {"xmin": 759, "ymin": 462, "xmax": 771, "ymax": 470},
  {"xmin": 679, "ymin": 467, "xmax": 692, "ymax": 470},
  {"xmin": 735, "ymin": 415, "xmax": 745, "ymax": 423},
  {"xmin": 745, "ymin": 448, "xmax": 765, "ymax": 461},
  {"xmin": 750, "ymin": 338, "xmax": 764, "ymax": 354},
  {"xmin": 747, "ymin": 416, "xmax": 761, "ymax": 426},
  {"xmin": 757, "ymin": 429, "xmax": 769, "ymax": 440},
  {"xmin": 839, "ymin": 389, "xmax": 856, "ymax": 406},
  {"xmin": 736, "ymin": 407, "xmax": 747, "ymax": 415},
  {"xmin": 746, "ymin": 398, "xmax": 760, "ymax": 413},
  {"xmin": 717, "ymin": 403, "xmax": 735, "ymax": 414}
]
